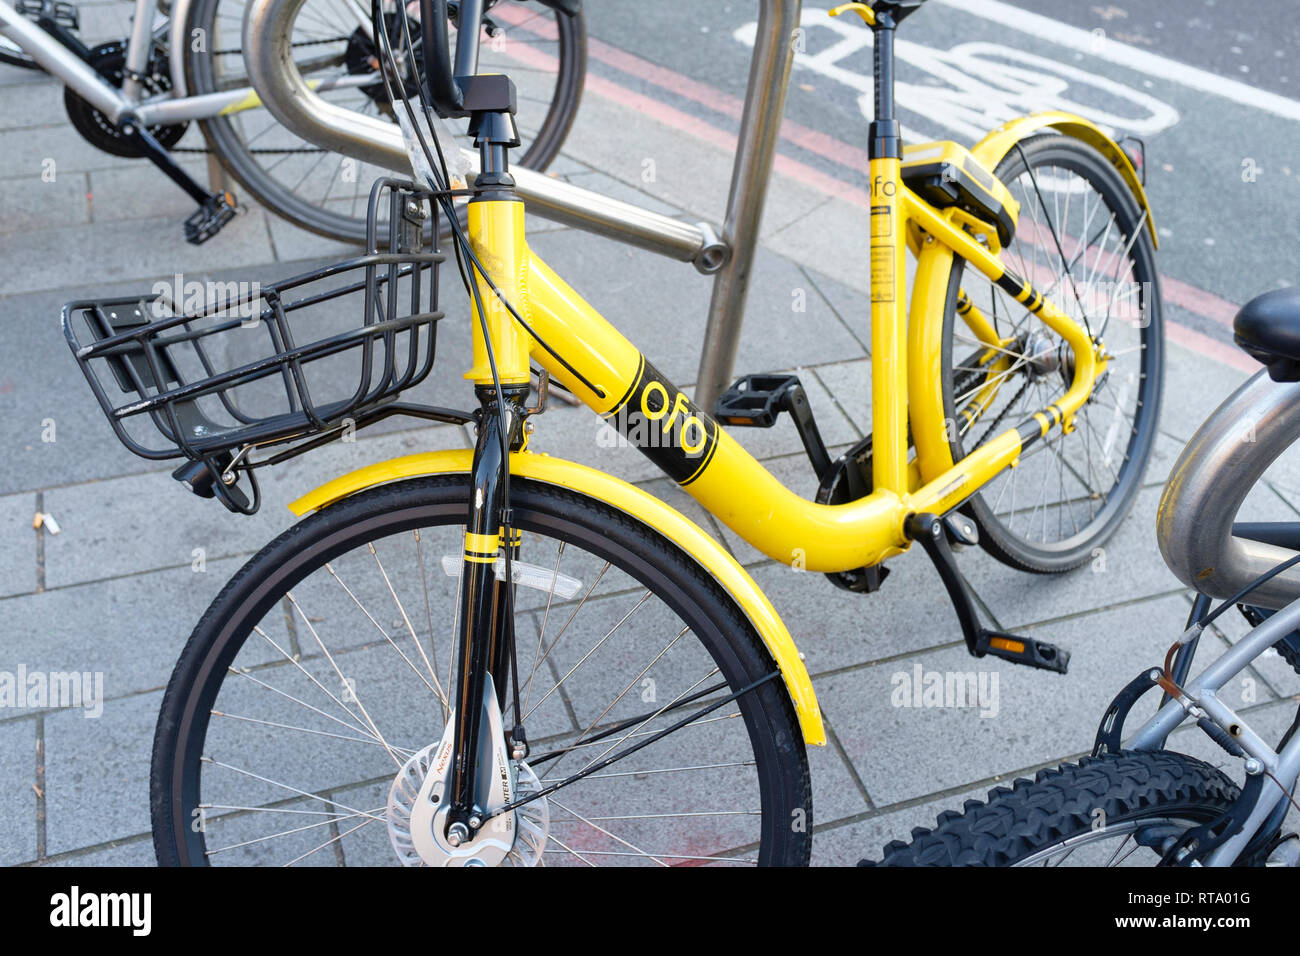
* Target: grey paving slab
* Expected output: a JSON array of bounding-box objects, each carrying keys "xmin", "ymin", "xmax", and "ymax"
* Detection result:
[
  {"xmin": 816, "ymin": 594, "xmax": 1252, "ymax": 806},
  {"xmin": 0, "ymin": 556, "xmax": 252, "ymax": 708},
  {"xmin": 813, "ymin": 785, "xmax": 988, "ymax": 867},
  {"xmin": 264, "ymin": 211, "xmax": 361, "ymax": 262},
  {"xmin": 762, "ymin": 197, "xmax": 870, "ymax": 296},
  {"xmin": 544, "ymin": 152, "xmax": 590, "ymax": 178},
  {"xmin": 749, "ymin": 551, "xmax": 972, "ymax": 675},
  {"xmin": 86, "ymin": 158, "xmax": 214, "ymax": 225},
  {"xmin": 0, "ymin": 124, "xmax": 134, "ymax": 181},
  {"xmin": 810, "ymin": 358, "xmax": 870, "ymax": 437},
  {"xmin": 0, "ymin": 172, "xmax": 89, "ymax": 233},
  {"xmin": 0, "ymin": 491, "xmax": 37, "ymax": 598},
  {"xmin": 559, "ymin": 168, "xmax": 684, "ymax": 218},
  {"xmin": 806, "ymin": 718, "xmax": 874, "ymax": 827},
  {"xmin": 41, "ymin": 423, "xmax": 467, "ymax": 589},
  {"xmin": 1143, "ymin": 429, "xmax": 1195, "ymax": 489},
  {"xmin": 0, "ymin": 719, "xmax": 36, "ymax": 865},
  {"xmin": 44, "ymin": 837, "xmax": 156, "ymax": 867},
  {"xmin": 960, "ymin": 484, "xmax": 1184, "ymax": 630},
  {"xmin": 43, "ymin": 688, "xmax": 159, "ymax": 854},
  {"xmin": 0, "ymin": 208, "xmax": 275, "ymax": 297},
  {"xmin": 523, "ymin": 400, "xmax": 666, "ymax": 484},
  {"xmin": 1158, "ymin": 331, "xmax": 1252, "ymax": 442},
  {"xmin": 555, "ymin": 78, "xmax": 735, "ymax": 228},
  {"xmin": 801, "ymin": 266, "xmax": 871, "ymax": 354},
  {"xmin": 0, "ymin": 85, "xmax": 71, "ymax": 132},
  {"xmin": 0, "ymin": 64, "xmax": 45, "ymax": 88}
]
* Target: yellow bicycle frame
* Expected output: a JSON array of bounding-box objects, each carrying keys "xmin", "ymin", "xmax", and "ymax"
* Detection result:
[
  {"xmin": 292, "ymin": 114, "xmax": 1153, "ymax": 744},
  {"xmin": 458, "ymin": 184, "xmax": 1107, "ymax": 575}
]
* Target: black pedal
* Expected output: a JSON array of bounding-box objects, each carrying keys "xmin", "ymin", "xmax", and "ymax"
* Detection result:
[
  {"xmin": 714, "ymin": 374, "xmax": 831, "ymax": 478},
  {"xmin": 715, "ymin": 373, "xmax": 798, "ymax": 427},
  {"xmin": 17, "ymin": 0, "xmax": 79, "ymax": 29},
  {"xmin": 907, "ymin": 512, "xmax": 1071, "ymax": 675},
  {"xmin": 184, "ymin": 190, "xmax": 239, "ymax": 245},
  {"xmin": 974, "ymin": 630, "xmax": 1070, "ymax": 674}
]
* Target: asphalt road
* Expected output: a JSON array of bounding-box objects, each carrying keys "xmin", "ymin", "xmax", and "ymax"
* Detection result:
[{"xmin": 580, "ymin": 0, "xmax": 1300, "ymax": 357}]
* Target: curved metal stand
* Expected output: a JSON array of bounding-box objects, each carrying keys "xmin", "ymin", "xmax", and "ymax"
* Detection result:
[
  {"xmin": 242, "ymin": 0, "xmax": 802, "ymax": 400},
  {"xmin": 1158, "ymin": 370, "xmax": 1300, "ymax": 609}
]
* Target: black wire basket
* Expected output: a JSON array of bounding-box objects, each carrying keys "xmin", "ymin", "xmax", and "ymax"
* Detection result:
[{"xmin": 63, "ymin": 177, "xmax": 462, "ymax": 513}]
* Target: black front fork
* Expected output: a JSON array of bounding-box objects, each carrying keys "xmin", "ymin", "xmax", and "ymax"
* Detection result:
[{"xmin": 445, "ymin": 383, "xmax": 528, "ymax": 839}]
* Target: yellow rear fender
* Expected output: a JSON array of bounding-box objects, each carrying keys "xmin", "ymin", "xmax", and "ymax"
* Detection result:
[
  {"xmin": 289, "ymin": 449, "xmax": 826, "ymax": 746},
  {"xmin": 972, "ymin": 111, "xmax": 1158, "ymax": 248}
]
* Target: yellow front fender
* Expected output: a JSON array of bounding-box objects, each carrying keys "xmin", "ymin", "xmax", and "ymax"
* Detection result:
[
  {"xmin": 972, "ymin": 111, "xmax": 1158, "ymax": 248},
  {"xmin": 290, "ymin": 449, "xmax": 826, "ymax": 746}
]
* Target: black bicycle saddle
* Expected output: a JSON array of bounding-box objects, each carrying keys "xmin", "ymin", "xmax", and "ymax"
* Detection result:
[{"xmin": 1234, "ymin": 286, "xmax": 1300, "ymax": 381}]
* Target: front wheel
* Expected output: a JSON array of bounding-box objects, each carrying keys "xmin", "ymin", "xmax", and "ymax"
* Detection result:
[
  {"xmin": 942, "ymin": 134, "xmax": 1164, "ymax": 572},
  {"xmin": 151, "ymin": 475, "xmax": 811, "ymax": 866},
  {"xmin": 865, "ymin": 751, "xmax": 1240, "ymax": 866}
]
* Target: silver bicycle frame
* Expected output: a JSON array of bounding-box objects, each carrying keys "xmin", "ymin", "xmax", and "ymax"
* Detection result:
[
  {"xmin": 1142, "ymin": 369, "xmax": 1300, "ymax": 864},
  {"xmin": 1125, "ymin": 595, "xmax": 1300, "ymax": 865},
  {"xmin": 0, "ymin": 0, "xmax": 371, "ymax": 126},
  {"xmin": 242, "ymin": 0, "xmax": 802, "ymax": 407}
]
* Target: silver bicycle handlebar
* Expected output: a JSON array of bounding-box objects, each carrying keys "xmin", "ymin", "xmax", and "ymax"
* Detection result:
[
  {"xmin": 241, "ymin": 0, "xmax": 726, "ymax": 269},
  {"xmin": 1157, "ymin": 369, "xmax": 1300, "ymax": 610}
]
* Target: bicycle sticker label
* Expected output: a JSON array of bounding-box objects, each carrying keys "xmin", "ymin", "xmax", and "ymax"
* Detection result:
[
  {"xmin": 871, "ymin": 247, "xmax": 895, "ymax": 303},
  {"xmin": 870, "ymin": 205, "xmax": 893, "ymax": 239},
  {"xmin": 604, "ymin": 355, "xmax": 719, "ymax": 485}
]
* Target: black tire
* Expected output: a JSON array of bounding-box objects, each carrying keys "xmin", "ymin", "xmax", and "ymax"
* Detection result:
[
  {"xmin": 864, "ymin": 751, "xmax": 1239, "ymax": 866},
  {"xmin": 183, "ymin": 0, "xmax": 586, "ymax": 243},
  {"xmin": 151, "ymin": 475, "xmax": 811, "ymax": 866},
  {"xmin": 942, "ymin": 134, "xmax": 1164, "ymax": 573}
]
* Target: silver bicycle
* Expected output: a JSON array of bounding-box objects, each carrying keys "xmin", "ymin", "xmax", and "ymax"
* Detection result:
[
  {"xmin": 0, "ymin": 0, "xmax": 584, "ymax": 242},
  {"xmin": 864, "ymin": 288, "xmax": 1300, "ymax": 867}
]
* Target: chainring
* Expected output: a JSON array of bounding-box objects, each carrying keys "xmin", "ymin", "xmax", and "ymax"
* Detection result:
[{"xmin": 64, "ymin": 40, "xmax": 188, "ymax": 157}]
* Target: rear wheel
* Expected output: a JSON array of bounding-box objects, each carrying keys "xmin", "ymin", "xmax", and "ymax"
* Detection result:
[
  {"xmin": 942, "ymin": 134, "xmax": 1164, "ymax": 572},
  {"xmin": 183, "ymin": 0, "xmax": 586, "ymax": 242},
  {"xmin": 151, "ymin": 475, "xmax": 812, "ymax": 866}
]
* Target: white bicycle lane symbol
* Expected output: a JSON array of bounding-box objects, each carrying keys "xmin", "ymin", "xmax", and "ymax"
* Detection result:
[{"xmin": 735, "ymin": 7, "xmax": 1180, "ymax": 143}]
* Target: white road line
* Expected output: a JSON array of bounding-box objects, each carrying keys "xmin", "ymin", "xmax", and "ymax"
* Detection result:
[{"xmin": 940, "ymin": 0, "xmax": 1300, "ymax": 123}]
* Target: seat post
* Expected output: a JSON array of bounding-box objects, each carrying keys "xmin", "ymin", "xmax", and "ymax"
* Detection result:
[{"xmin": 869, "ymin": 7, "xmax": 901, "ymax": 160}]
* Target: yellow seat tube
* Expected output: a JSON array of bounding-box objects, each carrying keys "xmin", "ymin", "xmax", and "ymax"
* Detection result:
[
  {"xmin": 464, "ymin": 199, "xmax": 532, "ymax": 387},
  {"xmin": 870, "ymin": 156, "xmax": 909, "ymax": 495}
]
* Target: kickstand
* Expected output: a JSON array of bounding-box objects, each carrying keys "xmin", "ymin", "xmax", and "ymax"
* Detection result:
[{"xmin": 906, "ymin": 512, "xmax": 1070, "ymax": 673}]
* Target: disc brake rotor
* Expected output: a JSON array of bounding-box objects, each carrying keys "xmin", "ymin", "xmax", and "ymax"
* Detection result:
[{"xmin": 387, "ymin": 681, "xmax": 548, "ymax": 867}]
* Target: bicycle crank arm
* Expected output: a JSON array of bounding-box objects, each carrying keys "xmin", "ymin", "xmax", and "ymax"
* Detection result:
[
  {"xmin": 906, "ymin": 512, "xmax": 1070, "ymax": 674},
  {"xmin": 118, "ymin": 119, "xmax": 239, "ymax": 244}
]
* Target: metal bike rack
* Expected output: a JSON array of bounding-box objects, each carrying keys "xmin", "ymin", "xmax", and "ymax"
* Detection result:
[
  {"xmin": 242, "ymin": 0, "xmax": 803, "ymax": 408},
  {"xmin": 1158, "ymin": 371, "xmax": 1300, "ymax": 610}
]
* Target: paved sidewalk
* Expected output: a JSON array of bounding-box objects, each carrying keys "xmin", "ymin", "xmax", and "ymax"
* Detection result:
[{"xmin": 1, "ymin": 12, "xmax": 1297, "ymax": 867}]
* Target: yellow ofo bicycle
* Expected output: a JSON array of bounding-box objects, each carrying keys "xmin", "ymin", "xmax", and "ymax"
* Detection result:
[{"xmin": 65, "ymin": 0, "xmax": 1163, "ymax": 865}]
